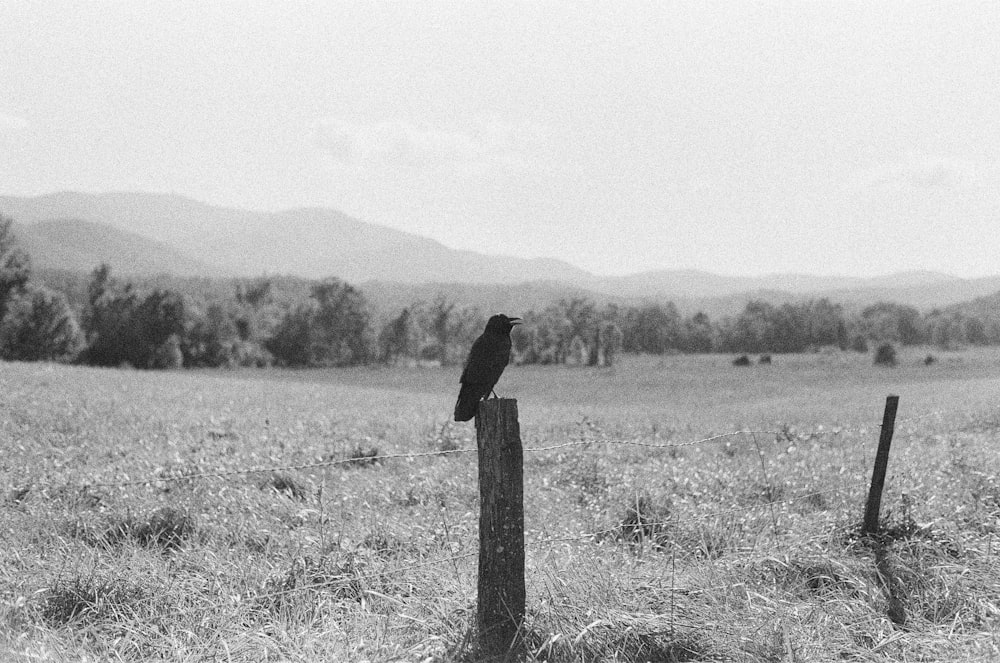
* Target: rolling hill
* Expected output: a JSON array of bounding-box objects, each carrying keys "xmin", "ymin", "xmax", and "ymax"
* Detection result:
[
  {"xmin": 0, "ymin": 191, "xmax": 591, "ymax": 284},
  {"xmin": 2, "ymin": 190, "xmax": 999, "ymax": 317},
  {"xmin": 11, "ymin": 219, "xmax": 226, "ymax": 277}
]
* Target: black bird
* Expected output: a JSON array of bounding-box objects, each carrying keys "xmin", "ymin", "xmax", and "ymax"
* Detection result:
[{"xmin": 454, "ymin": 314, "xmax": 522, "ymax": 421}]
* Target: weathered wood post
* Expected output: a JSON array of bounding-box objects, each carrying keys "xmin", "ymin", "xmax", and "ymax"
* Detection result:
[
  {"xmin": 476, "ymin": 398, "xmax": 525, "ymax": 659},
  {"xmin": 863, "ymin": 395, "xmax": 900, "ymax": 535}
]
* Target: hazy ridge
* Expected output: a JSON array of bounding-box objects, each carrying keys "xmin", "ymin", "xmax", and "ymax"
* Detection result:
[
  {"xmin": 0, "ymin": 192, "xmax": 590, "ymax": 284},
  {"xmin": 12, "ymin": 218, "xmax": 228, "ymax": 277},
  {"xmin": 3, "ymin": 191, "xmax": 999, "ymax": 317}
]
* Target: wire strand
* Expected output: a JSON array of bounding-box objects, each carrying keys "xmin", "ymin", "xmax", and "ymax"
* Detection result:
[{"xmin": 67, "ymin": 409, "xmax": 955, "ymax": 491}]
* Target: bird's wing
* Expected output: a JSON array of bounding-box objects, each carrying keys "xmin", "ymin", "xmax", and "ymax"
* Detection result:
[
  {"xmin": 460, "ymin": 335, "xmax": 511, "ymax": 386},
  {"xmin": 459, "ymin": 335, "xmax": 489, "ymax": 384}
]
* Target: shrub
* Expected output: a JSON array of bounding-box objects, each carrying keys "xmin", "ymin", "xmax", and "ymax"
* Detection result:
[
  {"xmin": 732, "ymin": 354, "xmax": 751, "ymax": 366},
  {"xmin": 874, "ymin": 342, "xmax": 897, "ymax": 367}
]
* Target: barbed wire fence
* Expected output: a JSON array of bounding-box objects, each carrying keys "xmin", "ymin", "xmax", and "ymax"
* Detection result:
[
  {"xmin": 58, "ymin": 407, "xmax": 943, "ymax": 492},
  {"xmin": 6, "ymin": 396, "xmax": 977, "ymax": 655}
]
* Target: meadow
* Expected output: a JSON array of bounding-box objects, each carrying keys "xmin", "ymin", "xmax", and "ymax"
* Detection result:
[{"xmin": 2, "ymin": 347, "xmax": 999, "ymax": 661}]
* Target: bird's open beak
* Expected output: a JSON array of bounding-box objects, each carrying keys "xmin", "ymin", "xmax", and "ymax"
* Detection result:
[{"xmin": 510, "ymin": 317, "xmax": 523, "ymax": 325}]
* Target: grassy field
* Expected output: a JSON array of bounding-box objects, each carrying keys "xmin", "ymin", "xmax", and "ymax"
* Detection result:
[{"xmin": 2, "ymin": 347, "xmax": 1000, "ymax": 661}]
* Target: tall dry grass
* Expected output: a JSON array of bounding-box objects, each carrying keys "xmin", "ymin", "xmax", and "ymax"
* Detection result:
[{"xmin": 1, "ymin": 349, "xmax": 999, "ymax": 660}]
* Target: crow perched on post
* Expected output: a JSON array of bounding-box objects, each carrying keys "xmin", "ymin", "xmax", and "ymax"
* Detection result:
[{"xmin": 453, "ymin": 314, "xmax": 522, "ymax": 421}]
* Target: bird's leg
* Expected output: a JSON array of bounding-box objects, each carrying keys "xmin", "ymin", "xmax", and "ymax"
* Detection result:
[{"xmin": 490, "ymin": 389, "xmax": 499, "ymax": 399}]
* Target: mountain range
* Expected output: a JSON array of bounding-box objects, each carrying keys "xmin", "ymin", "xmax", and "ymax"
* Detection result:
[{"xmin": 2, "ymin": 191, "xmax": 998, "ymax": 316}]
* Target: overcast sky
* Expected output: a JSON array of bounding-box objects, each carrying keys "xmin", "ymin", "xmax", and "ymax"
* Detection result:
[{"xmin": 1, "ymin": 2, "xmax": 998, "ymax": 278}]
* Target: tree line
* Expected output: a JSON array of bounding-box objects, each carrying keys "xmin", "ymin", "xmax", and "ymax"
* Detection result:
[{"xmin": 3, "ymin": 215, "xmax": 999, "ymax": 369}]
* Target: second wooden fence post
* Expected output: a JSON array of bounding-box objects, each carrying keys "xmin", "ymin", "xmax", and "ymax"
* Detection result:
[
  {"xmin": 476, "ymin": 398, "xmax": 525, "ymax": 659},
  {"xmin": 863, "ymin": 395, "xmax": 900, "ymax": 535}
]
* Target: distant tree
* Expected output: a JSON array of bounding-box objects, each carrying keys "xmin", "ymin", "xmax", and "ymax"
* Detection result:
[
  {"xmin": 987, "ymin": 321, "xmax": 1000, "ymax": 346},
  {"xmin": 182, "ymin": 300, "xmax": 272, "ymax": 368},
  {"xmin": 0, "ymin": 215, "xmax": 31, "ymax": 322},
  {"xmin": 925, "ymin": 310, "xmax": 971, "ymax": 350},
  {"xmin": 265, "ymin": 304, "xmax": 313, "ymax": 367},
  {"xmin": 560, "ymin": 298, "xmax": 597, "ymax": 353},
  {"xmin": 309, "ymin": 278, "xmax": 371, "ymax": 366},
  {"xmin": 454, "ymin": 307, "xmax": 487, "ymax": 354},
  {"xmin": 79, "ymin": 265, "xmax": 139, "ymax": 366},
  {"xmin": 964, "ymin": 317, "xmax": 988, "ymax": 345},
  {"xmin": 622, "ymin": 303, "xmax": 681, "ymax": 354},
  {"xmin": 266, "ymin": 278, "xmax": 372, "ymax": 367},
  {"xmin": 0, "ymin": 285, "xmax": 83, "ymax": 362},
  {"xmin": 803, "ymin": 298, "xmax": 849, "ymax": 349},
  {"xmin": 509, "ymin": 299, "xmax": 625, "ymax": 367},
  {"xmin": 726, "ymin": 301, "xmax": 779, "ymax": 353},
  {"xmin": 221, "ymin": 277, "xmax": 290, "ymax": 361},
  {"xmin": 133, "ymin": 289, "xmax": 187, "ymax": 368},
  {"xmin": 81, "ymin": 263, "xmax": 113, "ymax": 338},
  {"xmin": 679, "ymin": 311, "xmax": 714, "ymax": 353},
  {"xmin": 717, "ymin": 299, "xmax": 851, "ymax": 354},
  {"xmin": 518, "ymin": 298, "xmax": 597, "ymax": 364},
  {"xmin": 235, "ymin": 278, "xmax": 272, "ymax": 308},
  {"xmin": 378, "ymin": 307, "xmax": 414, "ymax": 363},
  {"xmin": 860, "ymin": 302, "xmax": 924, "ymax": 345},
  {"xmin": 531, "ymin": 319, "xmax": 562, "ymax": 364},
  {"xmin": 79, "ymin": 264, "xmax": 188, "ymax": 368},
  {"xmin": 404, "ymin": 297, "xmax": 483, "ymax": 365},
  {"xmin": 151, "ymin": 334, "xmax": 184, "ymax": 369},
  {"xmin": 849, "ymin": 334, "xmax": 869, "ymax": 353},
  {"xmin": 510, "ymin": 320, "xmax": 536, "ymax": 364},
  {"xmin": 184, "ymin": 302, "xmax": 239, "ymax": 367},
  {"xmin": 428, "ymin": 296, "xmax": 455, "ymax": 364},
  {"xmin": 921, "ymin": 310, "xmax": 992, "ymax": 349},
  {"xmin": 595, "ymin": 319, "xmax": 623, "ymax": 366},
  {"xmin": 566, "ymin": 334, "xmax": 588, "ymax": 365}
]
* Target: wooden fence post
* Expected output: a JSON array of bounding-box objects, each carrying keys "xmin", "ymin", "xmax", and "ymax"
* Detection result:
[
  {"xmin": 863, "ymin": 395, "xmax": 900, "ymax": 535},
  {"xmin": 476, "ymin": 398, "xmax": 525, "ymax": 659}
]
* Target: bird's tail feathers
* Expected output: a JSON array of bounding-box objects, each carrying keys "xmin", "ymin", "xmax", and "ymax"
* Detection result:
[{"xmin": 454, "ymin": 383, "xmax": 481, "ymax": 422}]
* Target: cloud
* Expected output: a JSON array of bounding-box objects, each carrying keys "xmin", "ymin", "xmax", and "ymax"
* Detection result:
[
  {"xmin": 314, "ymin": 117, "xmax": 550, "ymax": 172},
  {"xmin": 870, "ymin": 151, "xmax": 983, "ymax": 189}
]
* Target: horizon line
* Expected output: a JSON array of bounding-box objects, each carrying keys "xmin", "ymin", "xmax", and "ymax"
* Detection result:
[{"xmin": 2, "ymin": 188, "xmax": 994, "ymax": 282}]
